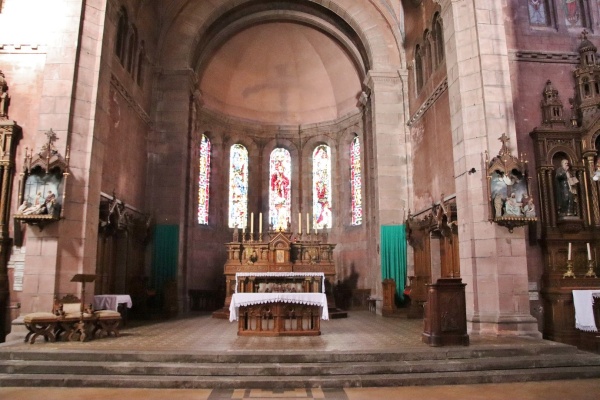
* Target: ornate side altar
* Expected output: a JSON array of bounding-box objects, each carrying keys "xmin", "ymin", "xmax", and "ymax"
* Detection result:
[{"xmin": 213, "ymin": 229, "xmax": 337, "ymax": 323}]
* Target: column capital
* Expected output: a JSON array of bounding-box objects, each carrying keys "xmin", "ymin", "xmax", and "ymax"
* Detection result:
[{"xmin": 363, "ymin": 70, "xmax": 402, "ymax": 89}]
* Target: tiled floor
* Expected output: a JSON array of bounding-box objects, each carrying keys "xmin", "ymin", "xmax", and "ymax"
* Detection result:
[
  {"xmin": 2, "ymin": 311, "xmax": 599, "ymax": 399},
  {"xmin": 2, "ymin": 310, "xmax": 542, "ymax": 353},
  {"xmin": 2, "ymin": 380, "xmax": 600, "ymax": 400}
]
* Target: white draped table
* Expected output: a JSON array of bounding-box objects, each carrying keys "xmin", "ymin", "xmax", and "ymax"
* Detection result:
[
  {"xmin": 229, "ymin": 292, "xmax": 329, "ymax": 322},
  {"xmin": 572, "ymin": 290, "xmax": 600, "ymax": 332},
  {"xmin": 93, "ymin": 294, "xmax": 133, "ymax": 311}
]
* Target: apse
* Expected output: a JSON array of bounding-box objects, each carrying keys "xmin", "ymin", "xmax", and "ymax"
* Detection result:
[{"xmin": 199, "ymin": 22, "xmax": 363, "ymax": 125}]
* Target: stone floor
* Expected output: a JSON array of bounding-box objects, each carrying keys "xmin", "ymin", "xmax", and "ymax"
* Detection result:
[
  {"xmin": 1, "ymin": 311, "xmax": 599, "ymax": 399},
  {"xmin": 3, "ymin": 310, "xmax": 543, "ymax": 353}
]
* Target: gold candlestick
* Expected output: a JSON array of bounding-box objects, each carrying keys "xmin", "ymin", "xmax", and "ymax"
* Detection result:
[
  {"xmin": 563, "ymin": 260, "xmax": 576, "ymax": 278},
  {"xmin": 585, "ymin": 260, "xmax": 597, "ymax": 278}
]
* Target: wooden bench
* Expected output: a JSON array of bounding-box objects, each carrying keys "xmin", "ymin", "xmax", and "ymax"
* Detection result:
[
  {"xmin": 53, "ymin": 295, "xmax": 96, "ymax": 342},
  {"xmin": 23, "ymin": 312, "xmax": 59, "ymax": 344}
]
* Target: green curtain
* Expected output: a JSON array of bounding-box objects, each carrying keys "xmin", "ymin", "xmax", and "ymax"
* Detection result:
[
  {"xmin": 380, "ymin": 224, "xmax": 407, "ymax": 302},
  {"xmin": 151, "ymin": 224, "xmax": 179, "ymax": 294}
]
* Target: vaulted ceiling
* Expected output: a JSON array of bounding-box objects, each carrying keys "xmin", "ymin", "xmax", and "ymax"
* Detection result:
[{"xmin": 133, "ymin": 0, "xmax": 405, "ymax": 125}]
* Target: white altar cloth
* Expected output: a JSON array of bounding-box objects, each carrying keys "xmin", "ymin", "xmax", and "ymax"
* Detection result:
[
  {"xmin": 93, "ymin": 294, "xmax": 133, "ymax": 311},
  {"xmin": 234, "ymin": 272, "xmax": 326, "ymax": 293},
  {"xmin": 572, "ymin": 290, "xmax": 600, "ymax": 332},
  {"xmin": 229, "ymin": 292, "xmax": 329, "ymax": 322}
]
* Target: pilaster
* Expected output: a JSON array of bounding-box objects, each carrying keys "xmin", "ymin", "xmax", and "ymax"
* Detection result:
[
  {"xmin": 438, "ymin": 0, "xmax": 540, "ymax": 336},
  {"xmin": 364, "ymin": 69, "xmax": 411, "ymax": 301}
]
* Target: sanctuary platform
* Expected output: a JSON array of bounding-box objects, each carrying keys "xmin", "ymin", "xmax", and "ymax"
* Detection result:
[{"xmin": 1, "ymin": 311, "xmax": 600, "ymax": 389}]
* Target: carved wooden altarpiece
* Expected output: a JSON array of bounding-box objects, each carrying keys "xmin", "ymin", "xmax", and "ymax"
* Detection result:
[
  {"xmin": 529, "ymin": 32, "xmax": 600, "ymax": 350},
  {"xmin": 213, "ymin": 228, "xmax": 338, "ymax": 319}
]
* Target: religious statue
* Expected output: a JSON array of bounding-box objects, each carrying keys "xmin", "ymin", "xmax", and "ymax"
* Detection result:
[
  {"xmin": 523, "ymin": 198, "xmax": 536, "ymax": 218},
  {"xmin": 0, "ymin": 70, "xmax": 10, "ymax": 119},
  {"xmin": 493, "ymin": 193, "xmax": 504, "ymax": 219},
  {"xmin": 504, "ymin": 193, "xmax": 522, "ymax": 217},
  {"xmin": 555, "ymin": 159, "xmax": 578, "ymax": 216}
]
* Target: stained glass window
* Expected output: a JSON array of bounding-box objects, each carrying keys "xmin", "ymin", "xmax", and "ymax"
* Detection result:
[
  {"xmin": 228, "ymin": 144, "xmax": 248, "ymax": 229},
  {"xmin": 528, "ymin": 0, "xmax": 550, "ymax": 26},
  {"xmin": 197, "ymin": 134, "xmax": 211, "ymax": 225},
  {"xmin": 313, "ymin": 145, "xmax": 332, "ymax": 229},
  {"xmin": 351, "ymin": 137, "xmax": 363, "ymax": 226},
  {"xmin": 562, "ymin": 0, "xmax": 584, "ymax": 28},
  {"xmin": 269, "ymin": 148, "xmax": 292, "ymax": 231}
]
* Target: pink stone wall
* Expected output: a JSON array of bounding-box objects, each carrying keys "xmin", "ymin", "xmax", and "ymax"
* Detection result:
[{"xmin": 404, "ymin": 1, "xmax": 455, "ymax": 213}]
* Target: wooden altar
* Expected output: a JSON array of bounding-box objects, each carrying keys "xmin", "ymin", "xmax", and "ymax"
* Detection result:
[{"xmin": 212, "ymin": 229, "xmax": 337, "ymax": 319}]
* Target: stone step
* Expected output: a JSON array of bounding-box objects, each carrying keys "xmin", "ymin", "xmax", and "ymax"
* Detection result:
[
  {"xmin": 1, "ymin": 366, "xmax": 600, "ymax": 389},
  {"xmin": 1, "ymin": 354, "xmax": 599, "ymax": 377},
  {"xmin": 0, "ymin": 342, "xmax": 577, "ymax": 364}
]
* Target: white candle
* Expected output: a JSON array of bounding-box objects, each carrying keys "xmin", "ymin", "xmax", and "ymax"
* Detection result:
[
  {"xmin": 259, "ymin": 213, "xmax": 262, "ymax": 234},
  {"xmin": 306, "ymin": 213, "xmax": 310, "ymax": 233},
  {"xmin": 587, "ymin": 243, "xmax": 592, "ymax": 261},
  {"xmin": 250, "ymin": 212, "xmax": 254, "ymax": 234},
  {"xmin": 298, "ymin": 212, "xmax": 302, "ymax": 234},
  {"xmin": 568, "ymin": 242, "xmax": 572, "ymax": 261}
]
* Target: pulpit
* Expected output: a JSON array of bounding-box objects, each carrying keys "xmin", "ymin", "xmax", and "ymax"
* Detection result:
[{"xmin": 422, "ymin": 278, "xmax": 469, "ymax": 346}]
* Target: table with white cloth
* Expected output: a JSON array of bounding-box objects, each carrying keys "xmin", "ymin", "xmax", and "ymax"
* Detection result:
[
  {"xmin": 93, "ymin": 294, "xmax": 132, "ymax": 325},
  {"xmin": 229, "ymin": 292, "xmax": 328, "ymax": 336},
  {"xmin": 572, "ymin": 290, "xmax": 600, "ymax": 332}
]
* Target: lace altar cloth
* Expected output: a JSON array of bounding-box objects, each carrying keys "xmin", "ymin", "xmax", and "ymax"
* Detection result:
[
  {"xmin": 572, "ymin": 290, "xmax": 600, "ymax": 332},
  {"xmin": 234, "ymin": 272, "xmax": 326, "ymax": 293},
  {"xmin": 229, "ymin": 292, "xmax": 329, "ymax": 322}
]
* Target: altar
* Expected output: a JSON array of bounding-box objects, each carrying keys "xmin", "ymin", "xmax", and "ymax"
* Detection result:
[
  {"xmin": 213, "ymin": 228, "xmax": 338, "ymax": 328},
  {"xmin": 228, "ymin": 272, "xmax": 329, "ymax": 336}
]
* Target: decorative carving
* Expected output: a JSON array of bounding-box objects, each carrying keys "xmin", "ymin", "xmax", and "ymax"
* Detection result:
[
  {"xmin": 14, "ymin": 129, "xmax": 70, "ymax": 229},
  {"xmin": 486, "ymin": 133, "xmax": 537, "ymax": 232},
  {"xmin": 0, "ymin": 70, "xmax": 10, "ymax": 119}
]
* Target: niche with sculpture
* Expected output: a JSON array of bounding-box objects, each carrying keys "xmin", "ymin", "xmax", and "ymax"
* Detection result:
[
  {"xmin": 14, "ymin": 129, "xmax": 70, "ymax": 227},
  {"xmin": 486, "ymin": 133, "xmax": 537, "ymax": 232}
]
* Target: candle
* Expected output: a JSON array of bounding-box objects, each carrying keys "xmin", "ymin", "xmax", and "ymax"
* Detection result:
[
  {"xmin": 568, "ymin": 242, "xmax": 572, "ymax": 261},
  {"xmin": 587, "ymin": 243, "xmax": 592, "ymax": 261},
  {"xmin": 306, "ymin": 213, "xmax": 309, "ymax": 234},
  {"xmin": 298, "ymin": 212, "xmax": 302, "ymax": 234},
  {"xmin": 259, "ymin": 213, "xmax": 262, "ymax": 234},
  {"xmin": 250, "ymin": 212, "xmax": 254, "ymax": 234}
]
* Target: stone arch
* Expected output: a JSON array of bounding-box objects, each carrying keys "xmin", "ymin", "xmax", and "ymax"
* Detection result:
[{"xmin": 157, "ymin": 0, "xmax": 403, "ymax": 74}]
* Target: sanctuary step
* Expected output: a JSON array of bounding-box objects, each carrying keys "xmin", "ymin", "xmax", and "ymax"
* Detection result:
[{"xmin": 1, "ymin": 342, "xmax": 600, "ymax": 388}]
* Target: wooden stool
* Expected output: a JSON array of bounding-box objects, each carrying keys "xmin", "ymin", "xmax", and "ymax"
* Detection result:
[
  {"xmin": 93, "ymin": 310, "xmax": 122, "ymax": 337},
  {"xmin": 23, "ymin": 312, "xmax": 59, "ymax": 344}
]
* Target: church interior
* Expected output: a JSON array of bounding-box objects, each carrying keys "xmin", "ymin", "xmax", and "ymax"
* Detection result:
[{"xmin": 2, "ymin": 0, "xmax": 600, "ymax": 388}]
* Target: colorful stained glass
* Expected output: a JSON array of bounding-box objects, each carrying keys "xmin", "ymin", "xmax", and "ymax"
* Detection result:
[
  {"xmin": 351, "ymin": 137, "xmax": 362, "ymax": 226},
  {"xmin": 269, "ymin": 148, "xmax": 292, "ymax": 231},
  {"xmin": 197, "ymin": 134, "xmax": 211, "ymax": 225},
  {"xmin": 313, "ymin": 145, "xmax": 332, "ymax": 229},
  {"xmin": 563, "ymin": 0, "xmax": 583, "ymax": 28},
  {"xmin": 228, "ymin": 144, "xmax": 248, "ymax": 229},
  {"xmin": 528, "ymin": 0, "xmax": 549, "ymax": 26}
]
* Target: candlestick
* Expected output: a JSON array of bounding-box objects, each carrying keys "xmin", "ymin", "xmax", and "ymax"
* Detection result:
[
  {"xmin": 585, "ymin": 260, "xmax": 597, "ymax": 278},
  {"xmin": 568, "ymin": 242, "xmax": 572, "ymax": 261},
  {"xmin": 298, "ymin": 212, "xmax": 302, "ymax": 234},
  {"xmin": 563, "ymin": 260, "xmax": 576, "ymax": 278},
  {"xmin": 587, "ymin": 243, "xmax": 592, "ymax": 261},
  {"xmin": 259, "ymin": 213, "xmax": 262, "ymax": 234},
  {"xmin": 250, "ymin": 212, "xmax": 254, "ymax": 234}
]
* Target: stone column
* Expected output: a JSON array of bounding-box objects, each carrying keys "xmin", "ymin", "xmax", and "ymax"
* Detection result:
[
  {"xmin": 364, "ymin": 70, "xmax": 411, "ymax": 305},
  {"xmin": 149, "ymin": 69, "xmax": 196, "ymax": 314},
  {"xmin": 9, "ymin": 0, "xmax": 108, "ymax": 334},
  {"xmin": 438, "ymin": 0, "xmax": 540, "ymax": 336}
]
